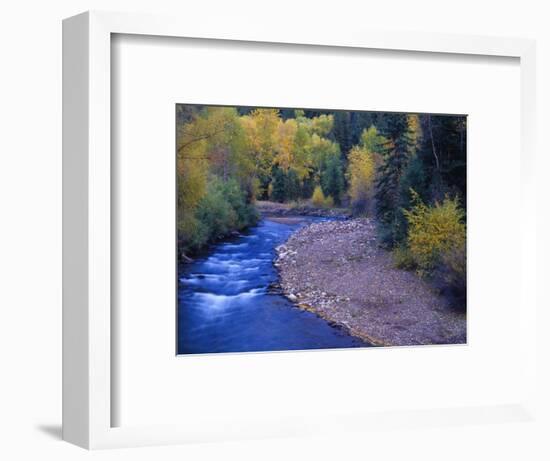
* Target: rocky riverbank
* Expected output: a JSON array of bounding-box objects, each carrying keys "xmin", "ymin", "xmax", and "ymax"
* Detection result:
[{"xmin": 274, "ymin": 219, "xmax": 466, "ymax": 346}]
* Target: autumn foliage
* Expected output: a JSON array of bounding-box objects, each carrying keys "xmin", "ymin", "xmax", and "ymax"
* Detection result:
[
  {"xmin": 311, "ymin": 186, "xmax": 334, "ymax": 208},
  {"xmin": 346, "ymin": 127, "xmax": 382, "ymax": 215},
  {"xmin": 177, "ymin": 106, "xmax": 467, "ymax": 306},
  {"xmin": 402, "ymin": 189, "xmax": 466, "ymax": 279},
  {"xmin": 177, "ymin": 107, "xmax": 346, "ymax": 255}
]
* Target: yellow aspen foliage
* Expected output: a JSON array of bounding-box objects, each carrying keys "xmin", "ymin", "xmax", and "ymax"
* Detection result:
[
  {"xmin": 309, "ymin": 114, "xmax": 333, "ymax": 137},
  {"xmin": 293, "ymin": 111, "xmax": 333, "ymax": 137},
  {"xmin": 241, "ymin": 108, "xmax": 280, "ymax": 178},
  {"xmin": 359, "ymin": 125, "xmax": 387, "ymax": 156},
  {"xmin": 403, "ymin": 189, "xmax": 466, "ymax": 275},
  {"xmin": 311, "ymin": 185, "xmax": 325, "ymax": 207},
  {"xmin": 291, "ymin": 124, "xmax": 314, "ymax": 180},
  {"xmin": 177, "ymin": 107, "xmax": 243, "ymax": 208},
  {"xmin": 310, "ymin": 134, "xmax": 340, "ymax": 182},
  {"xmin": 274, "ymin": 118, "xmax": 298, "ymax": 171},
  {"xmin": 178, "ymin": 156, "xmax": 208, "ymax": 212},
  {"xmin": 346, "ymin": 144, "xmax": 376, "ymax": 214},
  {"xmin": 346, "ymin": 126, "xmax": 387, "ymax": 215},
  {"xmin": 311, "ymin": 185, "xmax": 333, "ymax": 208},
  {"xmin": 348, "ymin": 145, "xmax": 375, "ymax": 193},
  {"xmin": 323, "ymin": 195, "xmax": 334, "ymax": 208}
]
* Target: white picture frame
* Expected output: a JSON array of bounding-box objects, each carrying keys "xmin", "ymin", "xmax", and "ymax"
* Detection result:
[{"xmin": 62, "ymin": 10, "xmax": 538, "ymax": 449}]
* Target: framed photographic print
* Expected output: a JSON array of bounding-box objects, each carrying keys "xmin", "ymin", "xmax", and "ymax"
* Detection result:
[
  {"xmin": 176, "ymin": 104, "xmax": 467, "ymax": 354},
  {"xmin": 63, "ymin": 11, "xmax": 538, "ymax": 449}
]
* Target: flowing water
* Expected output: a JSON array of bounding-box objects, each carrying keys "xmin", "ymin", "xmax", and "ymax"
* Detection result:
[{"xmin": 177, "ymin": 218, "xmax": 368, "ymax": 354}]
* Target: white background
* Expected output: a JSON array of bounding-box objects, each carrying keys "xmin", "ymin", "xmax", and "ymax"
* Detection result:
[
  {"xmin": 113, "ymin": 35, "xmax": 523, "ymax": 428},
  {"xmin": 1, "ymin": 1, "xmax": 549, "ymax": 460}
]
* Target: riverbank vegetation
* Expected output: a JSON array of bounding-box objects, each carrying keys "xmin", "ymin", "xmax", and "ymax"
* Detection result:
[{"xmin": 177, "ymin": 104, "xmax": 466, "ymax": 304}]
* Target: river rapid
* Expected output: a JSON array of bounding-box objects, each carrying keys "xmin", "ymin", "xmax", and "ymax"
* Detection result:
[{"xmin": 178, "ymin": 218, "xmax": 368, "ymax": 354}]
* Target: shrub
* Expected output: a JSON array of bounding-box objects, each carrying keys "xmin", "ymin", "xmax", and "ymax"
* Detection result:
[
  {"xmin": 376, "ymin": 222, "xmax": 394, "ymax": 249},
  {"xmin": 195, "ymin": 187, "xmax": 236, "ymax": 240},
  {"xmin": 350, "ymin": 185, "xmax": 370, "ymax": 216},
  {"xmin": 216, "ymin": 178, "xmax": 259, "ymax": 230},
  {"xmin": 311, "ymin": 185, "xmax": 326, "ymax": 207},
  {"xmin": 392, "ymin": 245, "xmax": 417, "ymax": 270},
  {"xmin": 288, "ymin": 199, "xmax": 305, "ymax": 210},
  {"xmin": 180, "ymin": 178, "xmax": 258, "ymax": 255},
  {"xmin": 311, "ymin": 185, "xmax": 334, "ymax": 208},
  {"xmin": 403, "ymin": 189, "xmax": 466, "ymax": 276},
  {"xmin": 178, "ymin": 213, "xmax": 208, "ymax": 254},
  {"xmin": 434, "ymin": 239, "xmax": 466, "ymax": 307}
]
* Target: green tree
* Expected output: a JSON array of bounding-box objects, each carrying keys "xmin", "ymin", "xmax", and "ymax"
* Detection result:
[
  {"xmin": 270, "ymin": 167, "xmax": 287, "ymax": 203},
  {"xmin": 419, "ymin": 114, "xmax": 467, "ymax": 204},
  {"xmin": 321, "ymin": 154, "xmax": 345, "ymax": 205},
  {"xmin": 375, "ymin": 114, "xmax": 419, "ymax": 246},
  {"xmin": 332, "ymin": 111, "xmax": 353, "ymax": 158}
]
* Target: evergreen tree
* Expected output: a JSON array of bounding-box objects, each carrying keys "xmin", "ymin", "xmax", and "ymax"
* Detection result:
[
  {"xmin": 286, "ymin": 169, "xmax": 301, "ymax": 201},
  {"xmin": 393, "ymin": 156, "xmax": 427, "ymax": 243},
  {"xmin": 270, "ymin": 167, "xmax": 287, "ymax": 202},
  {"xmin": 332, "ymin": 111, "xmax": 353, "ymax": 158},
  {"xmin": 375, "ymin": 114, "xmax": 417, "ymax": 247},
  {"xmin": 300, "ymin": 174, "xmax": 315, "ymax": 199},
  {"xmin": 321, "ymin": 155, "xmax": 345, "ymax": 205},
  {"xmin": 422, "ymin": 115, "xmax": 467, "ymax": 206},
  {"xmin": 351, "ymin": 111, "xmax": 376, "ymax": 145}
]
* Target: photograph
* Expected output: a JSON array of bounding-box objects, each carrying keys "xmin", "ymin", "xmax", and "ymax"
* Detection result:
[
  {"xmin": 0, "ymin": 0, "xmax": 541, "ymax": 456},
  {"xmin": 177, "ymin": 104, "xmax": 467, "ymax": 354}
]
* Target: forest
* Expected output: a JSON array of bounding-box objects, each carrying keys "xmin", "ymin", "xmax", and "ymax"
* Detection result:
[{"xmin": 177, "ymin": 105, "xmax": 467, "ymax": 302}]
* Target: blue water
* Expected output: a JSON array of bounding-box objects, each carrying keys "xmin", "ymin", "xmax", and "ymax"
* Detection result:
[{"xmin": 177, "ymin": 218, "xmax": 369, "ymax": 354}]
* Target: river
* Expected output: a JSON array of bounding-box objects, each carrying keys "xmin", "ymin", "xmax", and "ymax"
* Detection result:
[{"xmin": 177, "ymin": 218, "xmax": 369, "ymax": 354}]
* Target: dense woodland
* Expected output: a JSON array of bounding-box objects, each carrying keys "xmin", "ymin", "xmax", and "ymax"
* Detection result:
[{"xmin": 177, "ymin": 105, "xmax": 467, "ymax": 302}]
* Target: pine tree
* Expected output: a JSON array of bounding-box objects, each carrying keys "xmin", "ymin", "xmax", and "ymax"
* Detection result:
[
  {"xmin": 332, "ymin": 111, "xmax": 353, "ymax": 158},
  {"xmin": 321, "ymin": 155, "xmax": 345, "ymax": 205},
  {"xmin": 375, "ymin": 114, "xmax": 418, "ymax": 247},
  {"xmin": 286, "ymin": 169, "xmax": 301, "ymax": 201},
  {"xmin": 424, "ymin": 115, "xmax": 467, "ymax": 205},
  {"xmin": 270, "ymin": 167, "xmax": 287, "ymax": 203}
]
